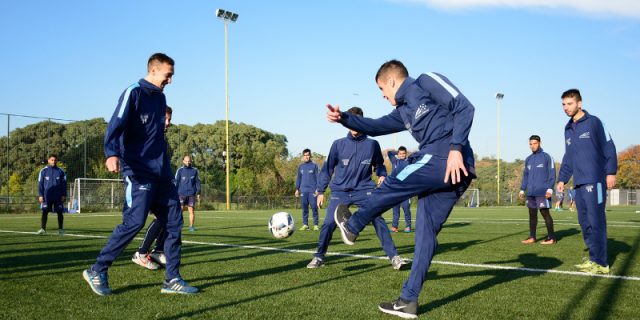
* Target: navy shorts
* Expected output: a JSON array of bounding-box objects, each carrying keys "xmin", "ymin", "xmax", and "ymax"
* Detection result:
[
  {"xmin": 41, "ymin": 201, "xmax": 64, "ymax": 213},
  {"xmin": 526, "ymin": 196, "xmax": 551, "ymax": 209},
  {"xmin": 179, "ymin": 195, "xmax": 196, "ymax": 207}
]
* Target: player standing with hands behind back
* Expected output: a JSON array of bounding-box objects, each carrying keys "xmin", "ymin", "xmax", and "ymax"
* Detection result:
[
  {"xmin": 36, "ymin": 154, "xmax": 67, "ymax": 235},
  {"xmin": 557, "ymin": 89, "xmax": 617, "ymax": 275},
  {"xmin": 328, "ymin": 60, "xmax": 476, "ymax": 319}
]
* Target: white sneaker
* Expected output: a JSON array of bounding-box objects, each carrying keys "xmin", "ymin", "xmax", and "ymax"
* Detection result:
[
  {"xmin": 307, "ymin": 257, "xmax": 325, "ymax": 268},
  {"xmin": 149, "ymin": 251, "xmax": 167, "ymax": 267},
  {"xmin": 391, "ymin": 256, "xmax": 409, "ymax": 270},
  {"xmin": 131, "ymin": 252, "xmax": 160, "ymax": 270},
  {"xmin": 36, "ymin": 229, "xmax": 46, "ymax": 235}
]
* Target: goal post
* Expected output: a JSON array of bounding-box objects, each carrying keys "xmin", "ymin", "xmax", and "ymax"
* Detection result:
[
  {"xmin": 466, "ymin": 188, "xmax": 480, "ymax": 208},
  {"xmin": 69, "ymin": 178, "xmax": 124, "ymax": 213}
]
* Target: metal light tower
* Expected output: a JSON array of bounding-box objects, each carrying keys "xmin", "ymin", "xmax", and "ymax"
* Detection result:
[
  {"xmin": 495, "ymin": 92, "xmax": 504, "ymax": 206},
  {"xmin": 216, "ymin": 9, "xmax": 238, "ymax": 210}
]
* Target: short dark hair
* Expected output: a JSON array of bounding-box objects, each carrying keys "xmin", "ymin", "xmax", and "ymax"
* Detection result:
[
  {"xmin": 561, "ymin": 89, "xmax": 582, "ymax": 102},
  {"xmin": 303, "ymin": 148, "xmax": 311, "ymax": 155},
  {"xmin": 147, "ymin": 53, "xmax": 174, "ymax": 71},
  {"xmin": 375, "ymin": 60, "xmax": 409, "ymax": 82},
  {"xmin": 347, "ymin": 106, "xmax": 363, "ymax": 117},
  {"xmin": 529, "ymin": 135, "xmax": 541, "ymax": 142},
  {"xmin": 48, "ymin": 154, "xmax": 57, "ymax": 160},
  {"xmin": 165, "ymin": 105, "xmax": 173, "ymax": 115},
  {"xmin": 398, "ymin": 146, "xmax": 407, "ymax": 152}
]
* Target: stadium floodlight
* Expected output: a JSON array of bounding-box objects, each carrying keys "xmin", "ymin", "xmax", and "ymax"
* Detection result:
[
  {"xmin": 216, "ymin": 8, "xmax": 239, "ymax": 210},
  {"xmin": 495, "ymin": 92, "xmax": 504, "ymax": 206}
]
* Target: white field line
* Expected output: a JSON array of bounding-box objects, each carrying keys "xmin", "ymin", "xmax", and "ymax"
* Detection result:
[{"xmin": 1, "ymin": 229, "xmax": 639, "ymax": 281}]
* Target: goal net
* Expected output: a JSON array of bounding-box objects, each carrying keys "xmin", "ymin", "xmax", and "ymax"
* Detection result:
[
  {"xmin": 466, "ymin": 188, "xmax": 480, "ymax": 207},
  {"xmin": 69, "ymin": 178, "xmax": 124, "ymax": 213}
]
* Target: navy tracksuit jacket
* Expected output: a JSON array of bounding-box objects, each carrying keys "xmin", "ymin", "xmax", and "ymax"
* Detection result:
[
  {"xmin": 175, "ymin": 166, "xmax": 201, "ymax": 196},
  {"xmin": 520, "ymin": 148, "xmax": 555, "ymax": 197},
  {"xmin": 338, "ymin": 72, "xmax": 476, "ymax": 302},
  {"xmin": 38, "ymin": 165, "xmax": 67, "ymax": 212},
  {"xmin": 388, "ymin": 150, "xmax": 412, "ymax": 229},
  {"xmin": 558, "ymin": 110, "xmax": 617, "ymax": 267},
  {"xmin": 93, "ymin": 78, "xmax": 183, "ymax": 280},
  {"xmin": 314, "ymin": 132, "xmax": 397, "ymax": 259}
]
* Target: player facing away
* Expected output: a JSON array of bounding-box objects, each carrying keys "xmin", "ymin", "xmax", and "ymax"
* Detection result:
[
  {"xmin": 557, "ymin": 89, "xmax": 617, "ymax": 275},
  {"xmin": 295, "ymin": 149, "xmax": 320, "ymax": 231},
  {"xmin": 518, "ymin": 135, "xmax": 556, "ymax": 245},
  {"xmin": 388, "ymin": 146, "xmax": 412, "ymax": 233},
  {"xmin": 554, "ymin": 190, "xmax": 565, "ymax": 211},
  {"xmin": 329, "ymin": 60, "xmax": 476, "ymax": 319},
  {"xmin": 132, "ymin": 106, "xmax": 173, "ymax": 270},
  {"xmin": 307, "ymin": 107, "xmax": 408, "ymax": 270},
  {"xmin": 36, "ymin": 154, "xmax": 67, "ymax": 235},
  {"xmin": 83, "ymin": 53, "xmax": 197, "ymax": 295},
  {"xmin": 175, "ymin": 155, "xmax": 201, "ymax": 232}
]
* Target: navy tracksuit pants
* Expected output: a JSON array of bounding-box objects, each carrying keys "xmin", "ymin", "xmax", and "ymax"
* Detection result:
[
  {"xmin": 300, "ymin": 192, "xmax": 319, "ymax": 226},
  {"xmin": 575, "ymin": 181, "xmax": 608, "ymax": 267},
  {"xmin": 137, "ymin": 218, "xmax": 166, "ymax": 254},
  {"xmin": 91, "ymin": 176, "xmax": 183, "ymax": 280},
  {"xmin": 346, "ymin": 153, "xmax": 471, "ymax": 302},
  {"xmin": 314, "ymin": 190, "xmax": 398, "ymax": 260},
  {"xmin": 392, "ymin": 199, "xmax": 412, "ymax": 229}
]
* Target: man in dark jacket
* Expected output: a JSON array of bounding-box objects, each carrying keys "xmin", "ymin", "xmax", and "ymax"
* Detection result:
[
  {"xmin": 37, "ymin": 154, "xmax": 67, "ymax": 235},
  {"xmin": 175, "ymin": 155, "xmax": 201, "ymax": 232}
]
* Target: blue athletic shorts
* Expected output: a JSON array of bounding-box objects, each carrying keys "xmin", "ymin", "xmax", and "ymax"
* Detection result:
[
  {"xmin": 526, "ymin": 196, "xmax": 551, "ymax": 209},
  {"xmin": 179, "ymin": 195, "xmax": 196, "ymax": 207}
]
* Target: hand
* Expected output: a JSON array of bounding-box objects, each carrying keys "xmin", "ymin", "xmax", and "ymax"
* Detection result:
[
  {"xmin": 294, "ymin": 189, "xmax": 300, "ymax": 198},
  {"xmin": 518, "ymin": 191, "xmax": 524, "ymax": 200},
  {"xmin": 317, "ymin": 194, "xmax": 324, "ymax": 209},
  {"xmin": 326, "ymin": 104, "xmax": 341, "ymax": 123},
  {"xmin": 105, "ymin": 156, "xmax": 120, "ymax": 173},
  {"xmin": 38, "ymin": 196, "xmax": 43, "ymax": 203},
  {"xmin": 444, "ymin": 150, "xmax": 468, "ymax": 184},
  {"xmin": 377, "ymin": 176, "xmax": 385, "ymax": 186},
  {"xmin": 61, "ymin": 196, "xmax": 66, "ymax": 202},
  {"xmin": 556, "ymin": 182, "xmax": 565, "ymax": 193},
  {"xmin": 606, "ymin": 175, "xmax": 616, "ymax": 190}
]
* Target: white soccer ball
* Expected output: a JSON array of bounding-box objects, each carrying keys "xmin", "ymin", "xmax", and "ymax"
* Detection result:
[{"xmin": 269, "ymin": 212, "xmax": 295, "ymax": 239}]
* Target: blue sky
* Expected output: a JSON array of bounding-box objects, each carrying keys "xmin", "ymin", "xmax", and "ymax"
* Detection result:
[{"xmin": 1, "ymin": 0, "xmax": 638, "ymax": 162}]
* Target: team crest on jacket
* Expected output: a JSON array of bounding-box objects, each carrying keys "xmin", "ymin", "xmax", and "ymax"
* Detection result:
[
  {"xmin": 342, "ymin": 159, "xmax": 350, "ymax": 166},
  {"xmin": 140, "ymin": 114, "xmax": 149, "ymax": 124},
  {"xmin": 585, "ymin": 185, "xmax": 593, "ymax": 192},
  {"xmin": 566, "ymin": 138, "xmax": 571, "ymax": 146},
  {"xmin": 527, "ymin": 165, "xmax": 531, "ymax": 170},
  {"xmin": 415, "ymin": 104, "xmax": 430, "ymax": 119}
]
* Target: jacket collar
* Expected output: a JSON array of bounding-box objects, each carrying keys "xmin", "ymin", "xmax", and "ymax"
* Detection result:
[
  {"xmin": 394, "ymin": 76, "xmax": 415, "ymax": 107},
  {"xmin": 346, "ymin": 132, "xmax": 367, "ymax": 142},
  {"xmin": 565, "ymin": 109, "xmax": 590, "ymax": 130},
  {"xmin": 139, "ymin": 78, "xmax": 163, "ymax": 94}
]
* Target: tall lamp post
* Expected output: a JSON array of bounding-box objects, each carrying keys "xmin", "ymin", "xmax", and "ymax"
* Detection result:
[
  {"xmin": 216, "ymin": 8, "xmax": 238, "ymax": 210},
  {"xmin": 495, "ymin": 92, "xmax": 504, "ymax": 206}
]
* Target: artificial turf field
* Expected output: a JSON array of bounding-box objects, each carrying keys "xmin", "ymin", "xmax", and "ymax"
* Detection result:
[{"xmin": 1, "ymin": 206, "xmax": 639, "ymax": 320}]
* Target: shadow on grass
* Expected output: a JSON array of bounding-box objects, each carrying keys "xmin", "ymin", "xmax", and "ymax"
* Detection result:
[
  {"xmin": 156, "ymin": 261, "xmax": 386, "ymax": 320},
  {"xmin": 421, "ymin": 253, "xmax": 562, "ymax": 315},
  {"xmin": 554, "ymin": 227, "xmax": 581, "ymax": 242}
]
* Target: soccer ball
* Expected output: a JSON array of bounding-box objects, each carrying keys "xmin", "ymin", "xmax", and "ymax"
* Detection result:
[{"xmin": 269, "ymin": 212, "xmax": 295, "ymax": 239}]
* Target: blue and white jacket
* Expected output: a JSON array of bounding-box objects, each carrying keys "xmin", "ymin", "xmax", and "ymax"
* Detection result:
[
  {"xmin": 339, "ymin": 73, "xmax": 476, "ymax": 178},
  {"xmin": 558, "ymin": 110, "xmax": 617, "ymax": 186},
  {"xmin": 296, "ymin": 161, "xmax": 319, "ymax": 193},
  {"xmin": 38, "ymin": 165, "xmax": 67, "ymax": 202},
  {"xmin": 388, "ymin": 150, "xmax": 409, "ymax": 175},
  {"xmin": 175, "ymin": 166, "xmax": 201, "ymax": 196},
  {"xmin": 104, "ymin": 79, "xmax": 173, "ymax": 181},
  {"xmin": 317, "ymin": 132, "xmax": 387, "ymax": 193},
  {"xmin": 520, "ymin": 148, "xmax": 555, "ymax": 197}
]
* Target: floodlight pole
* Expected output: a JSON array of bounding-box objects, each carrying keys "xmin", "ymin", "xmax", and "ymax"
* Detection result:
[
  {"xmin": 495, "ymin": 93, "xmax": 504, "ymax": 206},
  {"xmin": 217, "ymin": 8, "xmax": 238, "ymax": 211}
]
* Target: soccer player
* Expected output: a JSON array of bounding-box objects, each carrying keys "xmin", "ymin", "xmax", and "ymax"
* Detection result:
[
  {"xmin": 175, "ymin": 155, "xmax": 201, "ymax": 232},
  {"xmin": 83, "ymin": 53, "xmax": 197, "ymax": 295},
  {"xmin": 36, "ymin": 154, "xmax": 67, "ymax": 235},
  {"xmin": 132, "ymin": 106, "xmax": 173, "ymax": 270},
  {"xmin": 568, "ymin": 186, "xmax": 576, "ymax": 211},
  {"xmin": 518, "ymin": 135, "xmax": 556, "ymax": 245},
  {"xmin": 554, "ymin": 190, "xmax": 565, "ymax": 211},
  {"xmin": 328, "ymin": 60, "xmax": 476, "ymax": 319},
  {"xmin": 295, "ymin": 149, "xmax": 320, "ymax": 231},
  {"xmin": 307, "ymin": 107, "xmax": 407, "ymax": 270},
  {"xmin": 557, "ymin": 88, "xmax": 617, "ymax": 275},
  {"xmin": 388, "ymin": 146, "xmax": 412, "ymax": 233}
]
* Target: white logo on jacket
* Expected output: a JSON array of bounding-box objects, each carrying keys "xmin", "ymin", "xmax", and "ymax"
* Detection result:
[
  {"xmin": 415, "ymin": 104, "xmax": 430, "ymax": 119},
  {"xmin": 579, "ymin": 132, "xmax": 591, "ymax": 139},
  {"xmin": 140, "ymin": 114, "xmax": 149, "ymax": 124},
  {"xmin": 536, "ymin": 163, "xmax": 544, "ymax": 168},
  {"xmin": 342, "ymin": 159, "xmax": 350, "ymax": 166},
  {"xmin": 566, "ymin": 138, "xmax": 571, "ymax": 146},
  {"xmin": 585, "ymin": 185, "xmax": 593, "ymax": 192}
]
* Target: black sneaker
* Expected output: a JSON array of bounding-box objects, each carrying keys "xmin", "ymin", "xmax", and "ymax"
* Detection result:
[
  {"xmin": 334, "ymin": 204, "xmax": 357, "ymax": 245},
  {"xmin": 378, "ymin": 298, "xmax": 418, "ymax": 319}
]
